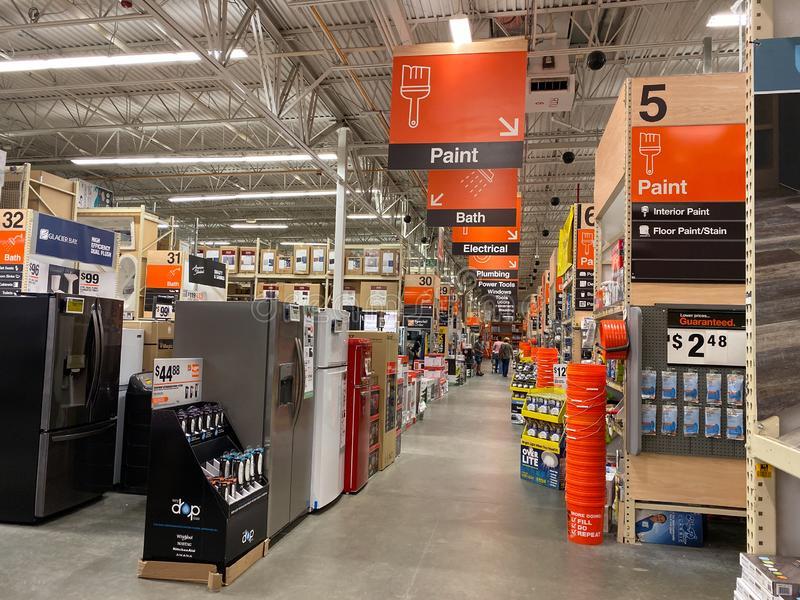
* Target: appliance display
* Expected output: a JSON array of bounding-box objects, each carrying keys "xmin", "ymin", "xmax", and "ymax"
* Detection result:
[
  {"xmin": 344, "ymin": 305, "xmax": 363, "ymax": 331},
  {"xmin": 0, "ymin": 294, "xmax": 122, "ymax": 523},
  {"xmin": 344, "ymin": 338, "xmax": 374, "ymax": 493},
  {"xmin": 120, "ymin": 372, "xmax": 153, "ymax": 494},
  {"xmin": 174, "ymin": 300, "xmax": 312, "ymax": 538},
  {"xmin": 114, "ymin": 327, "xmax": 143, "ymax": 485},
  {"xmin": 310, "ymin": 309, "xmax": 349, "ymax": 511}
]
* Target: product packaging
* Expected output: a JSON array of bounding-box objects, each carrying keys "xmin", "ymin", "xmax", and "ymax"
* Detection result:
[
  {"xmin": 683, "ymin": 405, "xmax": 700, "ymax": 437},
  {"xmin": 706, "ymin": 372, "xmax": 722, "ymax": 406},
  {"xmin": 727, "ymin": 372, "xmax": 744, "ymax": 407},
  {"xmin": 641, "ymin": 369, "xmax": 657, "ymax": 400},
  {"xmin": 642, "ymin": 404, "xmax": 657, "ymax": 435},
  {"xmin": 726, "ymin": 408, "xmax": 744, "ymax": 440},
  {"xmin": 661, "ymin": 404, "xmax": 678, "ymax": 436},
  {"xmin": 661, "ymin": 370, "xmax": 677, "ymax": 401},
  {"xmin": 635, "ymin": 510, "xmax": 704, "ymax": 547},
  {"xmin": 683, "ymin": 372, "xmax": 699, "ymax": 403},
  {"xmin": 704, "ymin": 407, "xmax": 722, "ymax": 438}
]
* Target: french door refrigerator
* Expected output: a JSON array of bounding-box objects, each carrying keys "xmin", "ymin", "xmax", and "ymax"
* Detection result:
[
  {"xmin": 0, "ymin": 294, "xmax": 122, "ymax": 523},
  {"xmin": 174, "ymin": 300, "xmax": 314, "ymax": 538},
  {"xmin": 310, "ymin": 309, "xmax": 349, "ymax": 511},
  {"xmin": 344, "ymin": 338, "xmax": 374, "ymax": 493}
]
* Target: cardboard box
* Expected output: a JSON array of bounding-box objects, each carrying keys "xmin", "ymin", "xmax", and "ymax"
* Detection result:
[
  {"xmin": 363, "ymin": 247, "xmax": 380, "ymax": 275},
  {"xmin": 260, "ymin": 249, "xmax": 276, "ymax": 274},
  {"xmin": 276, "ymin": 254, "xmax": 293, "ymax": 274},
  {"xmin": 293, "ymin": 245, "xmax": 310, "ymax": 275},
  {"xmin": 258, "ymin": 283, "xmax": 280, "ymax": 299},
  {"xmin": 360, "ymin": 281, "xmax": 399, "ymax": 310},
  {"xmin": 124, "ymin": 320, "xmax": 174, "ymax": 371},
  {"xmin": 279, "ymin": 283, "xmax": 321, "ymax": 307},
  {"xmin": 311, "ymin": 246, "xmax": 326, "ymax": 274},
  {"xmin": 238, "ymin": 247, "xmax": 257, "ymax": 273},
  {"xmin": 634, "ymin": 510, "xmax": 703, "ymax": 547},
  {"xmin": 220, "ymin": 247, "xmax": 239, "ymax": 272},
  {"xmin": 380, "ymin": 249, "xmax": 399, "ymax": 276},
  {"xmin": 341, "ymin": 282, "xmax": 360, "ymax": 307},
  {"xmin": 351, "ymin": 331, "xmax": 398, "ymax": 470},
  {"xmin": 345, "ymin": 249, "xmax": 363, "ymax": 275},
  {"xmin": 328, "ymin": 249, "xmax": 335, "ymax": 274},
  {"xmin": 739, "ymin": 554, "xmax": 800, "ymax": 600}
]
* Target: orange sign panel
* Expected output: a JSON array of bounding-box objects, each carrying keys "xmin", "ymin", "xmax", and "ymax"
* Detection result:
[
  {"xmin": 427, "ymin": 168, "xmax": 518, "ymax": 227},
  {"xmin": 452, "ymin": 196, "xmax": 520, "ymax": 255},
  {"xmin": 631, "ymin": 124, "xmax": 745, "ymax": 202},
  {"xmin": 389, "ymin": 38, "xmax": 527, "ymax": 170},
  {"xmin": 403, "ymin": 286, "xmax": 434, "ymax": 306},
  {"xmin": 467, "ymin": 255, "xmax": 519, "ymax": 271},
  {"xmin": 0, "ymin": 230, "xmax": 25, "ymax": 265},
  {"xmin": 146, "ymin": 264, "xmax": 183, "ymax": 290},
  {"xmin": 576, "ymin": 228, "xmax": 595, "ymax": 271}
]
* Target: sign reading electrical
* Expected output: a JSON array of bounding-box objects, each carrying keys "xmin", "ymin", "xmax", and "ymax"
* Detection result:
[{"xmin": 388, "ymin": 38, "xmax": 527, "ymax": 170}]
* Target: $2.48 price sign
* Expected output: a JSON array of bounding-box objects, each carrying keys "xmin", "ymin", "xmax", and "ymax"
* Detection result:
[
  {"xmin": 666, "ymin": 309, "xmax": 745, "ymax": 367},
  {"xmin": 152, "ymin": 358, "xmax": 203, "ymax": 410}
]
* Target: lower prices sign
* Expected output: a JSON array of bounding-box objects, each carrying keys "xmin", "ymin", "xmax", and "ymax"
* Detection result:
[{"xmin": 667, "ymin": 309, "xmax": 745, "ymax": 367}]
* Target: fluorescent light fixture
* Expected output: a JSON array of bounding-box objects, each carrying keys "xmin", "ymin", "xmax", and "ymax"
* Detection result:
[
  {"xmin": 347, "ymin": 214, "xmax": 378, "ymax": 220},
  {"xmin": 168, "ymin": 189, "xmax": 337, "ymax": 203},
  {"xmin": 157, "ymin": 223, "xmax": 171, "ymax": 229},
  {"xmin": 72, "ymin": 152, "xmax": 337, "ymax": 166},
  {"xmin": 449, "ymin": 14, "xmax": 472, "ymax": 44},
  {"xmin": 199, "ymin": 240, "xmax": 230, "ymax": 246},
  {"xmin": 0, "ymin": 49, "xmax": 248, "ymax": 74},
  {"xmin": 280, "ymin": 241, "xmax": 326, "ymax": 246},
  {"xmin": 706, "ymin": 11, "xmax": 747, "ymax": 27},
  {"xmin": 229, "ymin": 223, "xmax": 289, "ymax": 230}
]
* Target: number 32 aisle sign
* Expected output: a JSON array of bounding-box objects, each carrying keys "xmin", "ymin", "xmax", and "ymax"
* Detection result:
[{"xmin": 666, "ymin": 309, "xmax": 745, "ymax": 367}]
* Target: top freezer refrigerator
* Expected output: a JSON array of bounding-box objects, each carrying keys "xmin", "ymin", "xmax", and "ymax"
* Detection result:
[
  {"xmin": 310, "ymin": 309, "xmax": 349, "ymax": 510},
  {"xmin": 175, "ymin": 300, "xmax": 314, "ymax": 538},
  {"xmin": 0, "ymin": 293, "xmax": 122, "ymax": 523}
]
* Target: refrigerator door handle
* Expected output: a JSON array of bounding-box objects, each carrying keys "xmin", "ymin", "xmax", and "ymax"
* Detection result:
[
  {"xmin": 86, "ymin": 304, "xmax": 102, "ymax": 410},
  {"xmin": 51, "ymin": 421, "xmax": 116, "ymax": 443},
  {"xmin": 293, "ymin": 336, "xmax": 304, "ymax": 429}
]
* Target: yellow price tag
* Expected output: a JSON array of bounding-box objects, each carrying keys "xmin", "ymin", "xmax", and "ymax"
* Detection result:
[{"xmin": 755, "ymin": 463, "xmax": 773, "ymax": 478}]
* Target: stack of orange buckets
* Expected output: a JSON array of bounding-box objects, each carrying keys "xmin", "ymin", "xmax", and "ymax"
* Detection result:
[
  {"xmin": 565, "ymin": 363, "xmax": 607, "ymax": 545},
  {"xmin": 535, "ymin": 348, "xmax": 558, "ymax": 387}
]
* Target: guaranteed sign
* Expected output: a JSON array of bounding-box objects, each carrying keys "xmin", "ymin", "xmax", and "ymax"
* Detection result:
[
  {"xmin": 427, "ymin": 169, "xmax": 518, "ymax": 227},
  {"xmin": 389, "ymin": 38, "xmax": 527, "ymax": 170},
  {"xmin": 666, "ymin": 309, "xmax": 745, "ymax": 367}
]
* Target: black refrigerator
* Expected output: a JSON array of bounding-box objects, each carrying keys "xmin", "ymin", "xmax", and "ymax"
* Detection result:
[{"xmin": 0, "ymin": 294, "xmax": 122, "ymax": 523}]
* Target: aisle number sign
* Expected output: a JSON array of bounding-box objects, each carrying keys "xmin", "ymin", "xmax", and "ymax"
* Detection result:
[
  {"xmin": 403, "ymin": 274, "xmax": 437, "ymax": 306},
  {"xmin": 389, "ymin": 38, "xmax": 527, "ymax": 170},
  {"xmin": 426, "ymin": 169, "xmax": 518, "ymax": 227},
  {"xmin": 152, "ymin": 358, "xmax": 203, "ymax": 409},
  {"xmin": 0, "ymin": 209, "xmax": 26, "ymax": 296},
  {"xmin": 666, "ymin": 309, "xmax": 745, "ymax": 367},
  {"xmin": 146, "ymin": 251, "xmax": 183, "ymax": 290}
]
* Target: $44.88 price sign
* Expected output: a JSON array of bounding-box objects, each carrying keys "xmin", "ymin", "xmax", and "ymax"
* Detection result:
[
  {"xmin": 666, "ymin": 309, "xmax": 745, "ymax": 367},
  {"xmin": 152, "ymin": 358, "xmax": 203, "ymax": 410}
]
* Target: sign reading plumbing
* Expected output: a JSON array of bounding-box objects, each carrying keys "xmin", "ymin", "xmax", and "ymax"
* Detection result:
[{"xmin": 388, "ymin": 38, "xmax": 527, "ymax": 170}]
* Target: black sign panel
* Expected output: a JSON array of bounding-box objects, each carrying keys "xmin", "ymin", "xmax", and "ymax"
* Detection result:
[
  {"xmin": 426, "ymin": 209, "xmax": 517, "ymax": 228},
  {"xmin": 188, "ymin": 255, "xmax": 227, "ymax": 289},
  {"xmin": 631, "ymin": 201, "xmax": 745, "ymax": 283},
  {"xmin": 473, "ymin": 268, "xmax": 518, "ymax": 280},
  {"xmin": 667, "ymin": 309, "xmax": 745, "ymax": 330},
  {"xmin": 403, "ymin": 315, "xmax": 433, "ymax": 330},
  {"xmin": 477, "ymin": 280, "xmax": 517, "ymax": 292},
  {"xmin": 0, "ymin": 265, "xmax": 22, "ymax": 296},
  {"xmin": 453, "ymin": 242, "xmax": 519, "ymax": 256},
  {"xmin": 389, "ymin": 142, "xmax": 524, "ymax": 171},
  {"xmin": 575, "ymin": 269, "xmax": 594, "ymax": 311}
]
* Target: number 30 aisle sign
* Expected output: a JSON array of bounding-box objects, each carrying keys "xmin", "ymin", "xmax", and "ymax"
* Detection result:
[{"xmin": 666, "ymin": 309, "xmax": 745, "ymax": 367}]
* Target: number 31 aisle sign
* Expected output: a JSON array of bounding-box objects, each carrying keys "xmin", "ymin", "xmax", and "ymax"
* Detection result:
[{"xmin": 666, "ymin": 309, "xmax": 745, "ymax": 367}]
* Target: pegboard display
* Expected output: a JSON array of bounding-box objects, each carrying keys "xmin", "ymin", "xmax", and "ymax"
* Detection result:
[{"xmin": 639, "ymin": 306, "xmax": 745, "ymax": 459}]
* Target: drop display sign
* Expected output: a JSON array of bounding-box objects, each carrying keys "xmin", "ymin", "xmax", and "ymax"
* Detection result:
[{"xmin": 666, "ymin": 309, "xmax": 745, "ymax": 367}]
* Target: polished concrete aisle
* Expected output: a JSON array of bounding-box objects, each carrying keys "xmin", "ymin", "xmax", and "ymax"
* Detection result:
[{"xmin": 0, "ymin": 374, "xmax": 742, "ymax": 599}]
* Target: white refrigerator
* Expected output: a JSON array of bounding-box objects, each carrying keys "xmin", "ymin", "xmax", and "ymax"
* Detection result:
[{"xmin": 310, "ymin": 309, "xmax": 349, "ymax": 510}]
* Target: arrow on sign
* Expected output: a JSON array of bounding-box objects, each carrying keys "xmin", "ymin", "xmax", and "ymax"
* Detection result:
[
  {"xmin": 499, "ymin": 117, "xmax": 519, "ymax": 137},
  {"xmin": 506, "ymin": 229, "xmax": 519, "ymax": 241},
  {"xmin": 429, "ymin": 193, "xmax": 444, "ymax": 207},
  {"xmin": 509, "ymin": 260, "xmax": 517, "ymax": 268}
]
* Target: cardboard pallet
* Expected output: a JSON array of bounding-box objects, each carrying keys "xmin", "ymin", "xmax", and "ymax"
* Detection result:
[{"xmin": 137, "ymin": 539, "xmax": 269, "ymax": 592}]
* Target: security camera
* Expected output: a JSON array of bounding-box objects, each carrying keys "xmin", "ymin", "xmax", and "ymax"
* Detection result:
[
  {"xmin": 542, "ymin": 229, "xmax": 550, "ymax": 237},
  {"xmin": 403, "ymin": 214, "xmax": 412, "ymax": 223},
  {"xmin": 550, "ymin": 196, "xmax": 560, "ymax": 206},
  {"xmin": 535, "ymin": 260, "xmax": 540, "ymax": 266},
  {"xmin": 119, "ymin": 0, "xmax": 133, "ymax": 8},
  {"xmin": 587, "ymin": 50, "xmax": 607, "ymax": 71},
  {"xmin": 562, "ymin": 151, "xmax": 575, "ymax": 164},
  {"xmin": 421, "ymin": 236, "xmax": 428, "ymax": 244}
]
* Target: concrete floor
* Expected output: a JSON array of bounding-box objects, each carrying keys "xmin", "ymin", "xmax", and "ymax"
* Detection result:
[{"xmin": 0, "ymin": 373, "xmax": 743, "ymax": 599}]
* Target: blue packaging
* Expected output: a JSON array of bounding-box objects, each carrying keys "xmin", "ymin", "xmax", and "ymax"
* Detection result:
[
  {"xmin": 642, "ymin": 403, "xmax": 657, "ymax": 435},
  {"xmin": 684, "ymin": 405, "xmax": 700, "ymax": 437},
  {"xmin": 683, "ymin": 372, "xmax": 699, "ymax": 403},
  {"xmin": 661, "ymin": 404, "xmax": 678, "ymax": 436},
  {"xmin": 726, "ymin": 408, "xmax": 744, "ymax": 440},
  {"xmin": 706, "ymin": 373, "xmax": 722, "ymax": 405},
  {"xmin": 661, "ymin": 370, "xmax": 677, "ymax": 400},
  {"xmin": 641, "ymin": 369, "xmax": 657, "ymax": 400},
  {"xmin": 705, "ymin": 407, "xmax": 722, "ymax": 438},
  {"xmin": 727, "ymin": 373, "xmax": 744, "ymax": 407},
  {"xmin": 635, "ymin": 510, "xmax": 704, "ymax": 547}
]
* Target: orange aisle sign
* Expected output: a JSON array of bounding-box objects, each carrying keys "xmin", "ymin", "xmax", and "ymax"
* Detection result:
[
  {"xmin": 426, "ymin": 168, "xmax": 518, "ymax": 227},
  {"xmin": 439, "ymin": 283, "xmax": 450, "ymax": 312},
  {"xmin": 468, "ymin": 255, "xmax": 519, "ymax": 280},
  {"xmin": 146, "ymin": 250, "xmax": 183, "ymax": 291},
  {"xmin": 403, "ymin": 273, "xmax": 436, "ymax": 306},
  {"xmin": 452, "ymin": 196, "xmax": 520, "ymax": 255},
  {"xmin": 388, "ymin": 38, "xmax": 527, "ymax": 170},
  {"xmin": 0, "ymin": 209, "xmax": 27, "ymax": 296}
]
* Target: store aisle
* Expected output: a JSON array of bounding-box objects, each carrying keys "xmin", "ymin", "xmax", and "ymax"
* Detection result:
[{"xmin": 0, "ymin": 374, "xmax": 741, "ymax": 600}]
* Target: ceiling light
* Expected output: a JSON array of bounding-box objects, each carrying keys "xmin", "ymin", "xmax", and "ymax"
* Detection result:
[
  {"xmin": 347, "ymin": 214, "xmax": 379, "ymax": 220},
  {"xmin": 169, "ymin": 189, "xmax": 337, "ymax": 203},
  {"xmin": 199, "ymin": 240, "xmax": 230, "ymax": 246},
  {"xmin": 230, "ymin": 223, "xmax": 289, "ymax": 230},
  {"xmin": 280, "ymin": 241, "xmax": 326, "ymax": 246},
  {"xmin": 72, "ymin": 152, "xmax": 336, "ymax": 166},
  {"xmin": 449, "ymin": 14, "xmax": 472, "ymax": 45},
  {"xmin": 706, "ymin": 11, "xmax": 747, "ymax": 27}
]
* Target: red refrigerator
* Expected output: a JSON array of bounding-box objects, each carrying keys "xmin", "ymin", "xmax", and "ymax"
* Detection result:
[{"xmin": 345, "ymin": 338, "xmax": 373, "ymax": 493}]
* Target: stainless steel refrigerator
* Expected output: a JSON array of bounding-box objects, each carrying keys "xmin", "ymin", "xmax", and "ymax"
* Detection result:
[
  {"xmin": 0, "ymin": 294, "xmax": 122, "ymax": 523},
  {"xmin": 174, "ymin": 300, "xmax": 314, "ymax": 538}
]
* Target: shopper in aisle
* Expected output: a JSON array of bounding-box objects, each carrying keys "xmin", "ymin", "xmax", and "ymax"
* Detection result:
[
  {"xmin": 473, "ymin": 338, "xmax": 485, "ymax": 376},
  {"xmin": 492, "ymin": 338, "xmax": 503, "ymax": 373},
  {"xmin": 499, "ymin": 337, "xmax": 513, "ymax": 378}
]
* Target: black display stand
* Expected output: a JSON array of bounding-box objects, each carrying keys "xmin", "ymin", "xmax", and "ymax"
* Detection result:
[{"xmin": 139, "ymin": 403, "xmax": 269, "ymax": 589}]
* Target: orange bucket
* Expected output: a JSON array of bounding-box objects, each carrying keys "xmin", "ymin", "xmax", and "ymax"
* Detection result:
[{"xmin": 566, "ymin": 502, "xmax": 605, "ymax": 545}]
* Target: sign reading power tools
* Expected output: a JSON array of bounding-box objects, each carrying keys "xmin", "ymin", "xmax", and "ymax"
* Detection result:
[
  {"xmin": 389, "ymin": 38, "xmax": 527, "ymax": 170},
  {"xmin": 629, "ymin": 77, "xmax": 746, "ymax": 283}
]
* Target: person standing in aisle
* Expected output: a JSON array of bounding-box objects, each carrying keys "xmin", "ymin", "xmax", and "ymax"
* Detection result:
[
  {"xmin": 499, "ymin": 337, "xmax": 513, "ymax": 378},
  {"xmin": 473, "ymin": 337, "xmax": 485, "ymax": 376},
  {"xmin": 492, "ymin": 338, "xmax": 503, "ymax": 373}
]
